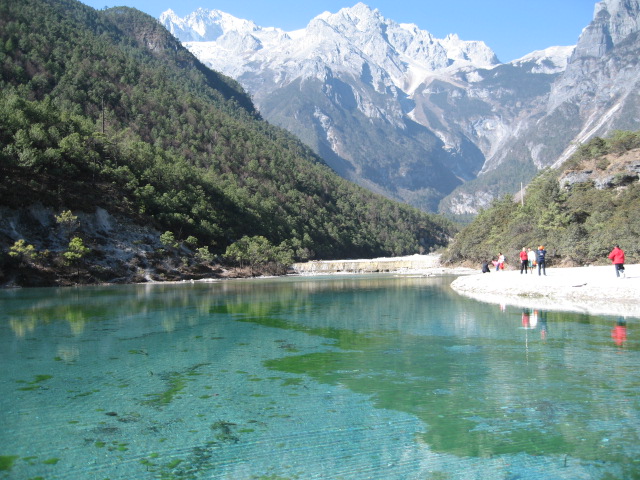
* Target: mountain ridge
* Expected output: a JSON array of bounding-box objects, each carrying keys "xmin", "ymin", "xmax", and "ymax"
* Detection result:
[{"xmin": 162, "ymin": 0, "xmax": 640, "ymax": 215}]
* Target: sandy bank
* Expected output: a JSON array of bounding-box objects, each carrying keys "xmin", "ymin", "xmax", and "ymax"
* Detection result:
[{"xmin": 450, "ymin": 264, "xmax": 640, "ymax": 317}]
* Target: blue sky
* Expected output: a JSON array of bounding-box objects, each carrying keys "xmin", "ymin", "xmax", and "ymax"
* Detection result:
[{"xmin": 81, "ymin": 0, "xmax": 596, "ymax": 62}]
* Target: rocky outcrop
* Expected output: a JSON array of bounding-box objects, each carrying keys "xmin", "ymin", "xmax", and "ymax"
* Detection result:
[
  {"xmin": 0, "ymin": 204, "xmax": 231, "ymax": 287},
  {"xmin": 559, "ymin": 148, "xmax": 640, "ymax": 189},
  {"xmin": 0, "ymin": 204, "xmax": 158, "ymax": 260},
  {"xmin": 0, "ymin": 204, "xmax": 296, "ymax": 287},
  {"xmin": 0, "ymin": 204, "xmax": 161, "ymax": 286},
  {"xmin": 574, "ymin": 0, "xmax": 640, "ymax": 57}
]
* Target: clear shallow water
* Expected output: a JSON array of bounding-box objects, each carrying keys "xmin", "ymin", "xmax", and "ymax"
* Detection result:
[{"xmin": 0, "ymin": 275, "xmax": 638, "ymax": 480}]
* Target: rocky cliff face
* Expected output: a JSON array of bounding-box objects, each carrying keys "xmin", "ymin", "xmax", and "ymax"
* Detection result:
[
  {"xmin": 577, "ymin": 0, "xmax": 640, "ymax": 56},
  {"xmin": 549, "ymin": 0, "xmax": 640, "ymax": 151},
  {"xmin": 0, "ymin": 205, "xmax": 230, "ymax": 287},
  {"xmin": 413, "ymin": 0, "xmax": 640, "ymax": 214},
  {"xmin": 559, "ymin": 147, "xmax": 640, "ymax": 189},
  {"xmin": 162, "ymin": 0, "xmax": 640, "ymax": 215},
  {"xmin": 0, "ymin": 205, "xmax": 156, "ymax": 286}
]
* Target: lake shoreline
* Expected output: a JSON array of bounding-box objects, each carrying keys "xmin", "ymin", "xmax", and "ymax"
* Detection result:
[
  {"xmin": 6, "ymin": 253, "xmax": 639, "ymax": 319},
  {"xmin": 449, "ymin": 264, "xmax": 640, "ymax": 317},
  {"xmin": 290, "ymin": 254, "xmax": 640, "ymax": 317}
]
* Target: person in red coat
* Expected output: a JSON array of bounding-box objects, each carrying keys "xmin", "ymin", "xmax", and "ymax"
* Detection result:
[
  {"xmin": 608, "ymin": 245, "xmax": 626, "ymax": 278},
  {"xmin": 519, "ymin": 247, "xmax": 529, "ymax": 274}
]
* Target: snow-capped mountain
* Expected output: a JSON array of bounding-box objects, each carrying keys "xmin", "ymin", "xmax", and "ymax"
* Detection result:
[
  {"xmin": 161, "ymin": 0, "xmax": 640, "ymax": 214},
  {"xmin": 509, "ymin": 46, "xmax": 575, "ymax": 75},
  {"xmin": 160, "ymin": 8, "xmax": 259, "ymax": 42},
  {"xmin": 161, "ymin": 3, "xmax": 508, "ymax": 211},
  {"xmin": 163, "ymin": 4, "xmax": 498, "ymax": 95}
]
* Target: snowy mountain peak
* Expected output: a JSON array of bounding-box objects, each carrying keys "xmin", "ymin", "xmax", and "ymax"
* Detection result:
[
  {"xmin": 510, "ymin": 45, "xmax": 575, "ymax": 74},
  {"xmin": 322, "ymin": 2, "xmax": 382, "ymax": 30},
  {"xmin": 159, "ymin": 8, "xmax": 259, "ymax": 42},
  {"xmin": 158, "ymin": 1, "xmax": 640, "ymax": 216}
]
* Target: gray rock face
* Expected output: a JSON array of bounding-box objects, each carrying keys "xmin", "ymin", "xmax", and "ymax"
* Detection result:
[
  {"xmin": 444, "ymin": 0, "xmax": 640, "ymax": 213},
  {"xmin": 560, "ymin": 171, "xmax": 594, "ymax": 187},
  {"xmin": 626, "ymin": 161, "xmax": 640, "ymax": 174},
  {"xmin": 558, "ymin": 148, "xmax": 640, "ymax": 190},
  {"xmin": 0, "ymin": 204, "xmax": 162, "ymax": 284}
]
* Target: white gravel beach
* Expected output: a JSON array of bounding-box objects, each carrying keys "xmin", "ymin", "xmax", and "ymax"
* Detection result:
[
  {"xmin": 450, "ymin": 264, "xmax": 640, "ymax": 317},
  {"xmin": 292, "ymin": 254, "xmax": 639, "ymax": 317}
]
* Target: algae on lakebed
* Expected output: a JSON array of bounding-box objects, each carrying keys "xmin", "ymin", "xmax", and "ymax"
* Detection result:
[
  {"xmin": 0, "ymin": 455, "xmax": 19, "ymax": 471},
  {"xmin": 224, "ymin": 311, "xmax": 636, "ymax": 464},
  {"xmin": 141, "ymin": 371, "xmax": 188, "ymax": 407},
  {"xmin": 141, "ymin": 363, "xmax": 210, "ymax": 408},
  {"xmin": 16, "ymin": 374, "xmax": 54, "ymax": 391}
]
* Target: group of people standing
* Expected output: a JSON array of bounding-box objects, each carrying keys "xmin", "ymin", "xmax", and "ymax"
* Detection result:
[
  {"xmin": 519, "ymin": 246, "xmax": 546, "ymax": 276},
  {"xmin": 482, "ymin": 247, "xmax": 547, "ymax": 275},
  {"xmin": 481, "ymin": 244, "xmax": 627, "ymax": 278}
]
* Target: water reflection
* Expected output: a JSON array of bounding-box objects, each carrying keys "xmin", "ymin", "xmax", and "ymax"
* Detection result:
[
  {"xmin": 539, "ymin": 310, "xmax": 548, "ymax": 339},
  {"xmin": 55, "ymin": 345, "xmax": 80, "ymax": 362},
  {"xmin": 2, "ymin": 276, "xmax": 463, "ymax": 339},
  {"xmin": 520, "ymin": 309, "xmax": 548, "ymax": 339},
  {"xmin": 612, "ymin": 318, "xmax": 627, "ymax": 347}
]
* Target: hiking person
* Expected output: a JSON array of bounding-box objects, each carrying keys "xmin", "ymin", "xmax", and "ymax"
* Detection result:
[{"xmin": 608, "ymin": 245, "xmax": 626, "ymax": 278}]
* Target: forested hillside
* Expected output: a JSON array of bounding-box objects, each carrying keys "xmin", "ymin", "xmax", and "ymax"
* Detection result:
[
  {"xmin": 445, "ymin": 131, "xmax": 640, "ymax": 268},
  {"xmin": 0, "ymin": 0, "xmax": 454, "ymax": 285}
]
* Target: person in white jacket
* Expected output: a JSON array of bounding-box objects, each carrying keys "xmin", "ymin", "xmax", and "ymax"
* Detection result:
[{"xmin": 527, "ymin": 247, "xmax": 536, "ymax": 274}]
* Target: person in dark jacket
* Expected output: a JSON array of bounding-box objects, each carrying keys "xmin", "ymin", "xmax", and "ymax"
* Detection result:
[
  {"xmin": 481, "ymin": 260, "xmax": 491, "ymax": 273},
  {"xmin": 536, "ymin": 246, "xmax": 547, "ymax": 276},
  {"xmin": 608, "ymin": 245, "xmax": 626, "ymax": 278}
]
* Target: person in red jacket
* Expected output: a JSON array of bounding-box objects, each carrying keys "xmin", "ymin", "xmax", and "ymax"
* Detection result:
[
  {"xmin": 608, "ymin": 245, "xmax": 626, "ymax": 278},
  {"xmin": 519, "ymin": 247, "xmax": 529, "ymax": 274}
]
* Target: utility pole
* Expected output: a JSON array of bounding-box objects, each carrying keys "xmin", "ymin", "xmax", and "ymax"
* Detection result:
[{"xmin": 101, "ymin": 96, "xmax": 105, "ymax": 134}]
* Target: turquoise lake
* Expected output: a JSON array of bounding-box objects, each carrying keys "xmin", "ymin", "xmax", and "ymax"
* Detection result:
[{"xmin": 0, "ymin": 274, "xmax": 638, "ymax": 479}]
